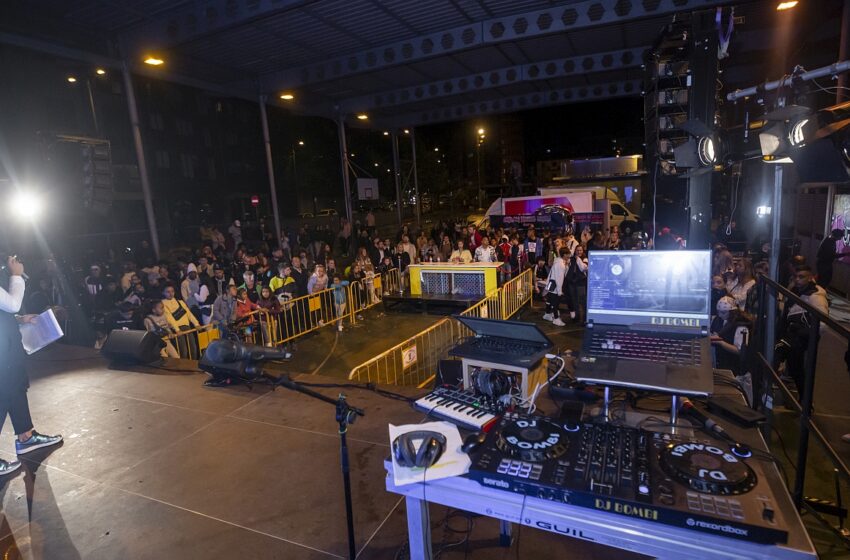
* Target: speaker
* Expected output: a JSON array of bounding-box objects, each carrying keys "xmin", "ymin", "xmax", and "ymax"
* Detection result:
[{"xmin": 101, "ymin": 329, "xmax": 164, "ymax": 365}]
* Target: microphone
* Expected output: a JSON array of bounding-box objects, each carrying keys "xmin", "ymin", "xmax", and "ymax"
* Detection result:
[
  {"xmin": 203, "ymin": 339, "xmax": 292, "ymax": 363},
  {"xmin": 679, "ymin": 397, "xmax": 729, "ymax": 439}
]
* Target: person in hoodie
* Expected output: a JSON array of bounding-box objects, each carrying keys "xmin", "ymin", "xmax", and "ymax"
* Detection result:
[
  {"xmin": 180, "ymin": 263, "xmax": 207, "ymax": 321},
  {"xmin": 777, "ymin": 265, "xmax": 828, "ymax": 396},
  {"xmin": 257, "ymin": 286, "xmax": 280, "ymax": 346},
  {"xmin": 543, "ymin": 247, "xmax": 570, "ymax": 326}
]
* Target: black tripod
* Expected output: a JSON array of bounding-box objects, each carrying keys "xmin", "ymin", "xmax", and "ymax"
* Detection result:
[{"xmin": 272, "ymin": 373, "xmax": 364, "ymax": 560}]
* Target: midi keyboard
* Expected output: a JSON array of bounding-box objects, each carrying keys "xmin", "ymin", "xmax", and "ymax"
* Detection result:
[{"xmin": 413, "ymin": 387, "xmax": 500, "ymax": 431}]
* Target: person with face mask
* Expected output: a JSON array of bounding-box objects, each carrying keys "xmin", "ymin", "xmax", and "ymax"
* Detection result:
[{"xmin": 710, "ymin": 296, "xmax": 753, "ymax": 375}]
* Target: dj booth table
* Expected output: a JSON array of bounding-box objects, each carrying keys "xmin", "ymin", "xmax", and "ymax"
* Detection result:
[{"xmin": 385, "ymin": 377, "xmax": 817, "ymax": 560}]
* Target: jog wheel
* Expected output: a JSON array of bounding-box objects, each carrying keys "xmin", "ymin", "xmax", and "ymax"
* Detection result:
[
  {"xmin": 495, "ymin": 416, "xmax": 568, "ymax": 462},
  {"xmin": 660, "ymin": 441, "xmax": 757, "ymax": 495}
]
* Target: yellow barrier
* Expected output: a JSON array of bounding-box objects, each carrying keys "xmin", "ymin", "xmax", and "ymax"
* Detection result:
[
  {"xmin": 163, "ymin": 323, "xmax": 220, "ymax": 360},
  {"xmin": 382, "ymin": 267, "xmax": 402, "ymax": 295},
  {"xmin": 349, "ymin": 268, "xmax": 535, "ymax": 386},
  {"xmin": 346, "ymin": 317, "xmax": 458, "ymax": 386}
]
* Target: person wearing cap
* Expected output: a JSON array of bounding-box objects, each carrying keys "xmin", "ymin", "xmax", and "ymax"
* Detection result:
[
  {"xmin": 238, "ymin": 270, "xmax": 262, "ymax": 304},
  {"xmin": 0, "ymin": 256, "xmax": 62, "ymax": 477},
  {"xmin": 710, "ymin": 296, "xmax": 753, "ymax": 376},
  {"xmin": 84, "ymin": 264, "xmax": 103, "ymax": 300}
]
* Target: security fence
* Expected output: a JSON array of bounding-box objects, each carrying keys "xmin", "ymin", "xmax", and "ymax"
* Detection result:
[
  {"xmin": 348, "ymin": 268, "xmax": 534, "ymax": 386},
  {"xmin": 162, "ymin": 271, "xmax": 391, "ymax": 359}
]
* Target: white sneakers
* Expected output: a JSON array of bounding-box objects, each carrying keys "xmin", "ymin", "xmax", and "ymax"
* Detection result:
[
  {"xmin": 542, "ymin": 313, "xmax": 554, "ymax": 321},
  {"xmin": 553, "ymin": 318, "xmax": 566, "ymax": 326}
]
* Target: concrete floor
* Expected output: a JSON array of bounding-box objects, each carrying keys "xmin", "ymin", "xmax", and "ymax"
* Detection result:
[{"xmin": 0, "ymin": 298, "xmax": 844, "ymax": 559}]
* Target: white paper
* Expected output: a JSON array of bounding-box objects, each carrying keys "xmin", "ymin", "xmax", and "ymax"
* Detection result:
[
  {"xmin": 389, "ymin": 421, "xmax": 470, "ymax": 487},
  {"xmin": 19, "ymin": 308, "xmax": 64, "ymax": 355}
]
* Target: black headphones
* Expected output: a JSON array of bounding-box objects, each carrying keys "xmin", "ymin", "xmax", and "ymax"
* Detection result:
[
  {"xmin": 392, "ymin": 430, "xmax": 446, "ymax": 468},
  {"xmin": 473, "ymin": 369, "xmax": 511, "ymax": 400}
]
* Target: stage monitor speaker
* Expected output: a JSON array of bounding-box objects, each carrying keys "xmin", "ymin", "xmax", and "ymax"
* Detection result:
[{"xmin": 101, "ymin": 329, "xmax": 164, "ymax": 365}]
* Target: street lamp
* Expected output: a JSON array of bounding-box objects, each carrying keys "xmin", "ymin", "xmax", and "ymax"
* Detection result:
[
  {"xmin": 66, "ymin": 67, "xmax": 108, "ymax": 135},
  {"xmin": 476, "ymin": 127, "xmax": 486, "ymax": 209}
]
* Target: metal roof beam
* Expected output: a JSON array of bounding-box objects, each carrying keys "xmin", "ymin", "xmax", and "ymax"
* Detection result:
[
  {"xmin": 374, "ymin": 80, "xmax": 642, "ymax": 129},
  {"xmin": 264, "ymin": 0, "xmax": 728, "ymax": 91},
  {"xmin": 121, "ymin": 0, "xmax": 318, "ymax": 49},
  {"xmin": 337, "ymin": 47, "xmax": 645, "ymax": 113}
]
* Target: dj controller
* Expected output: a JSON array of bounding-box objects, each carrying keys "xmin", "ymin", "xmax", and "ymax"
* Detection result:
[{"xmin": 466, "ymin": 413, "xmax": 790, "ymax": 545}]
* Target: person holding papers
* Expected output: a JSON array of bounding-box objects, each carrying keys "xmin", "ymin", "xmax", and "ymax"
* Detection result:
[{"xmin": 0, "ymin": 256, "xmax": 62, "ymax": 477}]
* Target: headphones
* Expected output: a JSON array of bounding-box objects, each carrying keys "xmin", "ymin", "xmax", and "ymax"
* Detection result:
[
  {"xmin": 473, "ymin": 369, "xmax": 511, "ymax": 400},
  {"xmin": 392, "ymin": 430, "xmax": 446, "ymax": 468}
]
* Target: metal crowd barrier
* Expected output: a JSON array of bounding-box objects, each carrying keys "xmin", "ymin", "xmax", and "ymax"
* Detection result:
[
  {"xmin": 160, "ymin": 271, "xmax": 394, "ymax": 358},
  {"xmin": 348, "ymin": 268, "xmax": 535, "ymax": 386},
  {"xmin": 753, "ymin": 274, "xmax": 850, "ymax": 546}
]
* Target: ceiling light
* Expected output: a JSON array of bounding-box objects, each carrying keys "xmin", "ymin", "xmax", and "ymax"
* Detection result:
[
  {"xmin": 144, "ymin": 57, "xmax": 164, "ymax": 66},
  {"xmin": 95, "ymin": 68, "xmax": 106, "ymax": 76},
  {"xmin": 67, "ymin": 76, "xmax": 77, "ymax": 83},
  {"xmin": 776, "ymin": 0, "xmax": 798, "ymax": 10},
  {"xmin": 357, "ymin": 113, "xmax": 368, "ymax": 120}
]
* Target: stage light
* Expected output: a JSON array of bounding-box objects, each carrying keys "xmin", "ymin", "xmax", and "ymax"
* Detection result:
[
  {"xmin": 95, "ymin": 68, "xmax": 106, "ymax": 75},
  {"xmin": 144, "ymin": 57, "xmax": 164, "ymax": 66},
  {"xmin": 9, "ymin": 191, "xmax": 43, "ymax": 221},
  {"xmin": 477, "ymin": 128, "xmax": 485, "ymax": 135},
  {"xmin": 776, "ymin": 0, "xmax": 798, "ymax": 10},
  {"xmin": 434, "ymin": 147, "xmax": 439, "ymax": 152},
  {"xmin": 67, "ymin": 76, "xmax": 77, "ymax": 83},
  {"xmin": 403, "ymin": 129, "xmax": 410, "ymax": 134},
  {"xmin": 279, "ymin": 93, "xmax": 295, "ymax": 100},
  {"xmin": 297, "ymin": 140, "xmax": 305, "ymax": 146},
  {"xmin": 356, "ymin": 113, "xmax": 368, "ymax": 120},
  {"xmin": 383, "ymin": 131, "xmax": 389, "ymax": 136},
  {"xmin": 788, "ymin": 118, "xmax": 809, "ymax": 147},
  {"xmin": 697, "ymin": 136, "xmax": 717, "ymax": 166}
]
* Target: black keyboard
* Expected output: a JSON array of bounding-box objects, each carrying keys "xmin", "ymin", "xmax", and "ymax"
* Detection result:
[
  {"xmin": 468, "ymin": 337, "xmax": 540, "ymax": 356},
  {"xmin": 587, "ymin": 330, "xmax": 701, "ymax": 365}
]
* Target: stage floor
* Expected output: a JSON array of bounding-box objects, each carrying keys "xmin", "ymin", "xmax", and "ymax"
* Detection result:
[{"xmin": 0, "ymin": 342, "xmax": 635, "ymax": 560}]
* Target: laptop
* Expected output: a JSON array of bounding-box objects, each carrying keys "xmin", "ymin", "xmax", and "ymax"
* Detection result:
[
  {"xmin": 450, "ymin": 316, "xmax": 553, "ymax": 368},
  {"xmin": 574, "ymin": 250, "xmax": 714, "ymax": 396}
]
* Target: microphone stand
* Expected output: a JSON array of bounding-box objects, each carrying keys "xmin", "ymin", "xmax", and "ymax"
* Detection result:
[{"xmin": 270, "ymin": 372, "xmax": 364, "ymax": 560}]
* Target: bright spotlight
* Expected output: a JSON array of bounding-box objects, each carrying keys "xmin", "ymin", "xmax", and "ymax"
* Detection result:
[
  {"xmin": 95, "ymin": 68, "xmax": 106, "ymax": 75},
  {"xmin": 67, "ymin": 76, "xmax": 77, "ymax": 83},
  {"xmin": 776, "ymin": 0, "xmax": 798, "ymax": 10},
  {"xmin": 144, "ymin": 56, "xmax": 164, "ymax": 66},
  {"xmin": 697, "ymin": 136, "xmax": 716, "ymax": 166},
  {"xmin": 477, "ymin": 128, "xmax": 485, "ymax": 135},
  {"xmin": 9, "ymin": 191, "xmax": 43, "ymax": 221},
  {"xmin": 356, "ymin": 113, "xmax": 368, "ymax": 120},
  {"xmin": 788, "ymin": 118, "xmax": 809, "ymax": 147}
]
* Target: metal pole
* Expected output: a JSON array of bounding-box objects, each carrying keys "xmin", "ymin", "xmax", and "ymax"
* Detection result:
[
  {"xmin": 121, "ymin": 61, "xmax": 160, "ymax": 259},
  {"xmin": 258, "ymin": 95, "xmax": 282, "ymax": 249},
  {"xmin": 838, "ymin": 0, "xmax": 850, "ymax": 103},
  {"xmin": 793, "ymin": 317, "xmax": 821, "ymax": 508},
  {"xmin": 476, "ymin": 142, "xmax": 483, "ymax": 209},
  {"xmin": 337, "ymin": 117, "xmax": 354, "ymax": 228},
  {"xmin": 392, "ymin": 131, "xmax": 402, "ymax": 227},
  {"xmin": 765, "ymin": 165, "xmax": 783, "ymax": 369},
  {"xmin": 727, "ymin": 60, "xmax": 850, "ymax": 102},
  {"xmin": 411, "ymin": 128, "xmax": 421, "ymax": 228},
  {"xmin": 85, "ymin": 79, "xmax": 99, "ymax": 135}
]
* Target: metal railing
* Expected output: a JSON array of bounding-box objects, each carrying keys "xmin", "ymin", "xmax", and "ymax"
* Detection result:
[
  {"xmin": 753, "ymin": 274, "xmax": 850, "ymax": 545},
  {"xmin": 348, "ymin": 268, "xmax": 535, "ymax": 386},
  {"xmin": 159, "ymin": 271, "xmax": 394, "ymax": 359}
]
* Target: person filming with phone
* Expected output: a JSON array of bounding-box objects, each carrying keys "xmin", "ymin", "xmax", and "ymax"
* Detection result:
[{"xmin": 0, "ymin": 256, "xmax": 62, "ymax": 477}]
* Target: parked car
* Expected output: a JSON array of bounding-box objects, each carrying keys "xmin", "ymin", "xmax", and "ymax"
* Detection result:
[{"xmin": 297, "ymin": 212, "xmax": 314, "ymax": 219}]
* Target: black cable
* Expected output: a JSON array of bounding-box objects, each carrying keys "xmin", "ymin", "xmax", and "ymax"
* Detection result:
[
  {"xmin": 514, "ymin": 493, "xmax": 527, "ymax": 560},
  {"xmin": 294, "ymin": 380, "xmax": 419, "ymax": 404}
]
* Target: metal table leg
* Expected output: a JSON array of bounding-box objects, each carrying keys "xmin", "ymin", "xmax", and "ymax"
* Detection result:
[
  {"xmin": 406, "ymin": 495, "xmax": 433, "ymax": 560},
  {"xmin": 499, "ymin": 520, "xmax": 512, "ymax": 546}
]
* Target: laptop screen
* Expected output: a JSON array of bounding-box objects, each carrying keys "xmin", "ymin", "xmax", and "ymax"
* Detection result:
[
  {"xmin": 454, "ymin": 315, "xmax": 552, "ymax": 346},
  {"xmin": 586, "ymin": 250, "xmax": 711, "ymax": 328}
]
